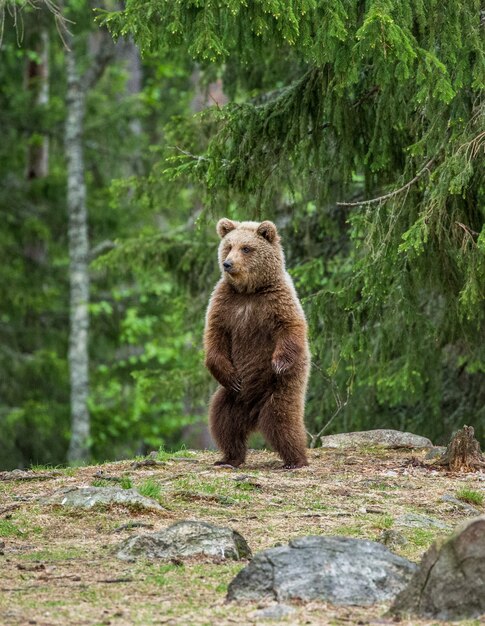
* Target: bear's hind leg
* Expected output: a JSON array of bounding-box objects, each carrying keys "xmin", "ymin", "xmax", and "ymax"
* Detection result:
[
  {"xmin": 209, "ymin": 387, "xmax": 251, "ymax": 468},
  {"xmin": 258, "ymin": 391, "xmax": 308, "ymax": 469}
]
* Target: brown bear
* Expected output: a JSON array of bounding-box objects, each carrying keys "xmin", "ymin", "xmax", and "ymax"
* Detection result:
[{"xmin": 204, "ymin": 218, "xmax": 310, "ymax": 469}]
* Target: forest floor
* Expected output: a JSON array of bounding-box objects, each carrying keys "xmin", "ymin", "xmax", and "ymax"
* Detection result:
[{"xmin": 1, "ymin": 447, "xmax": 484, "ymax": 626}]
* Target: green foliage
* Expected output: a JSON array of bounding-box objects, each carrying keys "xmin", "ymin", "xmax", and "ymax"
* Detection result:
[
  {"xmin": 455, "ymin": 487, "xmax": 484, "ymax": 507},
  {"xmin": 137, "ymin": 478, "xmax": 162, "ymax": 501},
  {"xmin": 105, "ymin": 0, "xmax": 484, "ymax": 444},
  {"xmin": 0, "ymin": 519, "xmax": 24, "ymax": 537},
  {"xmin": 2, "ymin": 0, "xmax": 484, "ymax": 470}
]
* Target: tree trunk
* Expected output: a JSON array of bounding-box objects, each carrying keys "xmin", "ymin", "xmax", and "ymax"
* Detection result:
[
  {"xmin": 25, "ymin": 28, "xmax": 50, "ymax": 179},
  {"xmin": 65, "ymin": 45, "xmax": 90, "ymax": 463},
  {"xmin": 434, "ymin": 425, "xmax": 485, "ymax": 472}
]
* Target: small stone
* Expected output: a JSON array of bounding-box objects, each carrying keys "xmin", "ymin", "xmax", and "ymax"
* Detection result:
[
  {"xmin": 391, "ymin": 516, "xmax": 485, "ymax": 620},
  {"xmin": 320, "ymin": 430, "xmax": 433, "ymax": 450},
  {"xmin": 117, "ymin": 520, "xmax": 251, "ymax": 562}
]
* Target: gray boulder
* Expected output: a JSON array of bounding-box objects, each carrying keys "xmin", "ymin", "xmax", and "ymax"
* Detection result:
[
  {"xmin": 117, "ymin": 520, "xmax": 251, "ymax": 562},
  {"xmin": 39, "ymin": 486, "xmax": 164, "ymax": 511},
  {"xmin": 227, "ymin": 535, "xmax": 416, "ymax": 605},
  {"xmin": 320, "ymin": 429, "xmax": 433, "ymax": 449},
  {"xmin": 391, "ymin": 516, "xmax": 485, "ymax": 621}
]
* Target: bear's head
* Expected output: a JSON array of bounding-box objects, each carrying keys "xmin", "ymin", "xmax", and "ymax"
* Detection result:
[{"xmin": 216, "ymin": 218, "xmax": 285, "ymax": 292}]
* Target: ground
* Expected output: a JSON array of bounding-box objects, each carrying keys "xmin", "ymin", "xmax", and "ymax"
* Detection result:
[{"xmin": 1, "ymin": 448, "xmax": 484, "ymax": 626}]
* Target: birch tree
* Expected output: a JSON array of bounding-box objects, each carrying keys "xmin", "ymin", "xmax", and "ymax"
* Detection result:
[{"xmin": 65, "ymin": 30, "xmax": 115, "ymax": 462}]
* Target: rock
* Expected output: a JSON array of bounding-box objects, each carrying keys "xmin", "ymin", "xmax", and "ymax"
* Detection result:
[
  {"xmin": 227, "ymin": 535, "xmax": 416, "ymax": 605},
  {"xmin": 39, "ymin": 487, "xmax": 164, "ymax": 511},
  {"xmin": 441, "ymin": 494, "xmax": 481, "ymax": 515},
  {"xmin": 395, "ymin": 513, "xmax": 450, "ymax": 531},
  {"xmin": 250, "ymin": 604, "xmax": 296, "ymax": 620},
  {"xmin": 424, "ymin": 446, "xmax": 447, "ymax": 460},
  {"xmin": 391, "ymin": 516, "xmax": 485, "ymax": 620},
  {"xmin": 320, "ymin": 429, "xmax": 433, "ymax": 449},
  {"xmin": 116, "ymin": 520, "xmax": 251, "ymax": 562}
]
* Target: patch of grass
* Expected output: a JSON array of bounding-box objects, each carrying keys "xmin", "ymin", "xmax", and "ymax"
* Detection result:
[
  {"xmin": 90, "ymin": 476, "xmax": 133, "ymax": 489},
  {"xmin": 0, "ymin": 519, "xmax": 24, "ymax": 537},
  {"xmin": 91, "ymin": 478, "xmax": 109, "ymax": 487},
  {"xmin": 172, "ymin": 475, "xmax": 253, "ymax": 504},
  {"xmin": 21, "ymin": 547, "xmax": 87, "ymax": 561},
  {"xmin": 374, "ymin": 514, "xmax": 394, "ymax": 530},
  {"xmin": 333, "ymin": 524, "xmax": 366, "ymax": 538},
  {"xmin": 120, "ymin": 475, "xmax": 133, "ymax": 489},
  {"xmin": 147, "ymin": 563, "xmax": 183, "ymax": 586},
  {"xmin": 29, "ymin": 464, "xmax": 75, "ymax": 475},
  {"xmin": 406, "ymin": 528, "xmax": 437, "ymax": 548},
  {"xmin": 156, "ymin": 445, "xmax": 196, "ymax": 462},
  {"xmin": 455, "ymin": 487, "xmax": 484, "ymax": 506},
  {"xmin": 137, "ymin": 478, "xmax": 162, "ymax": 501}
]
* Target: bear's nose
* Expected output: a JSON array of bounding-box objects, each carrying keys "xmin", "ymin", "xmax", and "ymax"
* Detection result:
[{"xmin": 223, "ymin": 260, "xmax": 233, "ymax": 271}]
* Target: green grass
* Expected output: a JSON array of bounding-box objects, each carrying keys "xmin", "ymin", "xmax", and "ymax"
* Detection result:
[
  {"xmin": 91, "ymin": 475, "xmax": 133, "ymax": 489},
  {"xmin": 455, "ymin": 487, "xmax": 484, "ymax": 506},
  {"xmin": 0, "ymin": 519, "xmax": 24, "ymax": 537},
  {"xmin": 156, "ymin": 445, "xmax": 196, "ymax": 462},
  {"xmin": 20, "ymin": 547, "xmax": 87, "ymax": 561},
  {"xmin": 373, "ymin": 514, "xmax": 394, "ymax": 530},
  {"xmin": 406, "ymin": 528, "xmax": 437, "ymax": 548},
  {"xmin": 172, "ymin": 475, "xmax": 253, "ymax": 504},
  {"xmin": 137, "ymin": 478, "xmax": 162, "ymax": 501}
]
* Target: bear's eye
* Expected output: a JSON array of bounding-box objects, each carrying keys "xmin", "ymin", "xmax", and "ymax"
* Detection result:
[{"xmin": 241, "ymin": 246, "xmax": 251, "ymax": 254}]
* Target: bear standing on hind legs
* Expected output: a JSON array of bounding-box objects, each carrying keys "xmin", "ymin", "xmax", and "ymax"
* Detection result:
[{"xmin": 204, "ymin": 218, "xmax": 310, "ymax": 469}]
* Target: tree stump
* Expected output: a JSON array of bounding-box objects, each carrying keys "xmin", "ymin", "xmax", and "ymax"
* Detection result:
[{"xmin": 433, "ymin": 425, "xmax": 485, "ymax": 472}]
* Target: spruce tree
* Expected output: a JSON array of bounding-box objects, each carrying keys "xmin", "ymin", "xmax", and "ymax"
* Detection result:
[{"xmin": 102, "ymin": 1, "xmax": 485, "ymax": 442}]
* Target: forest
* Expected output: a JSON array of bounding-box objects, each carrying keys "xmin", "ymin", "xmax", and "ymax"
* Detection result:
[{"xmin": 1, "ymin": 0, "xmax": 484, "ymax": 471}]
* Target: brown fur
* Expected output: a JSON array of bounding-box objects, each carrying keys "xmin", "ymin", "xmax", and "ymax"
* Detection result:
[{"xmin": 204, "ymin": 219, "xmax": 310, "ymax": 469}]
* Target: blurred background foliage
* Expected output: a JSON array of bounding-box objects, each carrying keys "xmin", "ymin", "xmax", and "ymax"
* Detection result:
[{"xmin": 0, "ymin": 0, "xmax": 483, "ymax": 469}]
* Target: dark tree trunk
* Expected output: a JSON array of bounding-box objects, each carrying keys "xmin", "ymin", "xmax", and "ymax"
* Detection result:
[
  {"xmin": 434, "ymin": 425, "xmax": 485, "ymax": 472},
  {"xmin": 25, "ymin": 28, "xmax": 50, "ymax": 179}
]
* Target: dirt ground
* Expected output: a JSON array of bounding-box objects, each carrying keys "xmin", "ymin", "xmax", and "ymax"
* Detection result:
[{"xmin": 1, "ymin": 448, "xmax": 484, "ymax": 626}]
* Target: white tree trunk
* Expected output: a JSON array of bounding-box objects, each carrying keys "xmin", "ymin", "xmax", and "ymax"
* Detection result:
[{"xmin": 65, "ymin": 46, "xmax": 90, "ymax": 463}]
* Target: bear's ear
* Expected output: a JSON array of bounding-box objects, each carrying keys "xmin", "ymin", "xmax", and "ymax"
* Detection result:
[
  {"xmin": 256, "ymin": 220, "xmax": 278, "ymax": 243},
  {"xmin": 217, "ymin": 218, "xmax": 238, "ymax": 238}
]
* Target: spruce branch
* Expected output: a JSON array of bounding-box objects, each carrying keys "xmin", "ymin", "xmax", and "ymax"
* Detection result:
[{"xmin": 336, "ymin": 157, "xmax": 436, "ymax": 207}]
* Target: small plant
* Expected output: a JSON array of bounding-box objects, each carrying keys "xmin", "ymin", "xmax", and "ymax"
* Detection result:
[
  {"xmin": 120, "ymin": 475, "xmax": 133, "ymax": 489},
  {"xmin": 138, "ymin": 478, "xmax": 162, "ymax": 501},
  {"xmin": 456, "ymin": 487, "xmax": 484, "ymax": 506},
  {"xmin": 374, "ymin": 514, "xmax": 394, "ymax": 530},
  {"xmin": 91, "ymin": 478, "xmax": 108, "ymax": 487}
]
